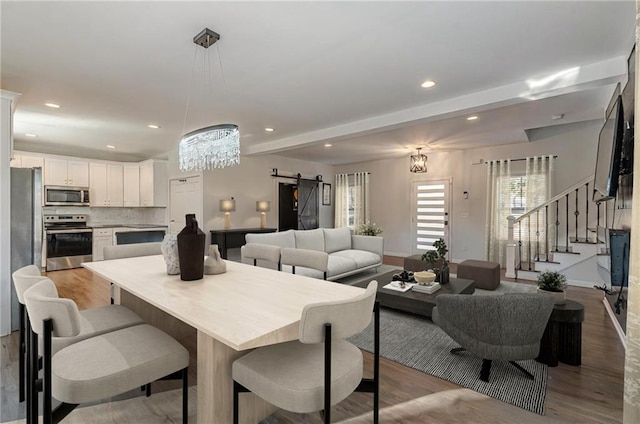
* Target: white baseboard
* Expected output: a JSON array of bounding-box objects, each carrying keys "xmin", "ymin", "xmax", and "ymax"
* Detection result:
[
  {"xmin": 384, "ymin": 251, "xmax": 410, "ymax": 258},
  {"xmin": 603, "ymin": 298, "xmax": 626, "ymax": 349}
]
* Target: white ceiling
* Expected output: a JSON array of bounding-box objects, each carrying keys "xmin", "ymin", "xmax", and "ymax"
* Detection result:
[{"xmin": 1, "ymin": 1, "xmax": 635, "ymax": 165}]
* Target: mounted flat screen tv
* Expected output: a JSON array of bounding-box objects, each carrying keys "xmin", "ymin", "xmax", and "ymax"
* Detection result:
[{"xmin": 592, "ymin": 94, "xmax": 625, "ymax": 202}]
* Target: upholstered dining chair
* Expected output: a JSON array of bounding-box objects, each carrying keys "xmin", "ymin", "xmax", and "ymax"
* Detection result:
[
  {"xmin": 12, "ymin": 265, "xmax": 45, "ymax": 403},
  {"xmin": 432, "ymin": 293, "xmax": 555, "ymax": 382},
  {"xmin": 23, "ymin": 279, "xmax": 190, "ymax": 424},
  {"xmin": 242, "ymin": 243, "xmax": 282, "ymax": 270},
  {"xmin": 280, "ymin": 247, "xmax": 329, "ymax": 280},
  {"xmin": 232, "ymin": 280, "xmax": 380, "ymax": 424},
  {"xmin": 13, "ymin": 272, "xmax": 143, "ymax": 423},
  {"xmin": 103, "ymin": 242, "xmax": 162, "ymax": 303}
]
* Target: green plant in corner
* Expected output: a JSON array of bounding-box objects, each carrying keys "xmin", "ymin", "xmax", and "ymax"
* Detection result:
[
  {"xmin": 357, "ymin": 221, "xmax": 383, "ymax": 236},
  {"xmin": 537, "ymin": 270, "xmax": 567, "ymax": 293}
]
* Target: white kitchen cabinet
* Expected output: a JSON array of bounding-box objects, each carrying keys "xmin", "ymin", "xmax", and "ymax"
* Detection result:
[
  {"xmin": 44, "ymin": 157, "xmax": 89, "ymax": 186},
  {"xmin": 11, "ymin": 154, "xmax": 44, "ymax": 168},
  {"xmin": 139, "ymin": 160, "xmax": 168, "ymax": 207},
  {"xmin": 90, "ymin": 162, "xmax": 123, "ymax": 207},
  {"xmin": 123, "ymin": 164, "xmax": 140, "ymax": 207},
  {"xmin": 92, "ymin": 228, "xmax": 114, "ymax": 261}
]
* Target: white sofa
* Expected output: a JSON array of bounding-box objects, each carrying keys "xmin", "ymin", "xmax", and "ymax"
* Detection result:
[{"xmin": 241, "ymin": 227, "xmax": 384, "ymax": 281}]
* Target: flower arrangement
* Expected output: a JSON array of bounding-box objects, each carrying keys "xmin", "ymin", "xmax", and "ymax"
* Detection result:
[
  {"xmin": 357, "ymin": 221, "xmax": 383, "ymax": 236},
  {"xmin": 537, "ymin": 270, "xmax": 567, "ymax": 293}
]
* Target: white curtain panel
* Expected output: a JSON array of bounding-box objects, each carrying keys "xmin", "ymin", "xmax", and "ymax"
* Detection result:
[
  {"xmin": 334, "ymin": 174, "xmax": 349, "ymax": 228},
  {"xmin": 352, "ymin": 172, "xmax": 370, "ymax": 230},
  {"xmin": 485, "ymin": 159, "xmax": 511, "ymax": 266},
  {"xmin": 521, "ymin": 155, "xmax": 555, "ymax": 263}
]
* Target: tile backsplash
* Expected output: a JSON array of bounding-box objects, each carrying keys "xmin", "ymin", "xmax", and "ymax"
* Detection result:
[{"xmin": 43, "ymin": 206, "xmax": 167, "ymax": 226}]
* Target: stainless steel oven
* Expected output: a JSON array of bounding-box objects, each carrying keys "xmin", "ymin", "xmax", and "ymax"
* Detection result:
[
  {"xmin": 44, "ymin": 214, "xmax": 92, "ymax": 271},
  {"xmin": 44, "ymin": 186, "xmax": 90, "ymax": 206}
]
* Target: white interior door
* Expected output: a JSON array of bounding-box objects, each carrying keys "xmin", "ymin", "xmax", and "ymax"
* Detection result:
[
  {"xmin": 170, "ymin": 176, "xmax": 202, "ymax": 235},
  {"xmin": 411, "ymin": 180, "xmax": 451, "ymax": 255}
]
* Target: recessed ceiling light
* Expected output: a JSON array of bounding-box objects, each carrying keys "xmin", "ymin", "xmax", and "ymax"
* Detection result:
[
  {"xmin": 45, "ymin": 103, "xmax": 60, "ymax": 109},
  {"xmin": 421, "ymin": 80, "xmax": 436, "ymax": 88},
  {"xmin": 324, "ymin": 144, "xmax": 332, "ymax": 147},
  {"xmin": 552, "ymin": 114, "xmax": 565, "ymax": 120},
  {"xmin": 25, "ymin": 133, "xmax": 37, "ymax": 137},
  {"xmin": 106, "ymin": 145, "xmax": 115, "ymax": 149},
  {"xmin": 148, "ymin": 124, "xmax": 160, "ymax": 129},
  {"xmin": 265, "ymin": 127, "xmax": 274, "ymax": 132},
  {"xmin": 467, "ymin": 115, "xmax": 478, "ymax": 121}
]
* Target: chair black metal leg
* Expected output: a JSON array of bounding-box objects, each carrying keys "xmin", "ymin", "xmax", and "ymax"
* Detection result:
[
  {"xmin": 145, "ymin": 383, "xmax": 151, "ymax": 397},
  {"xmin": 43, "ymin": 319, "xmax": 53, "ymax": 424},
  {"xmin": 450, "ymin": 347, "xmax": 466, "ymax": 354},
  {"xmin": 182, "ymin": 368, "xmax": 188, "ymax": 424},
  {"xmin": 19, "ymin": 303, "xmax": 26, "ymax": 403},
  {"xmin": 324, "ymin": 323, "xmax": 331, "ymax": 424},
  {"xmin": 480, "ymin": 359, "xmax": 492, "ymax": 382},
  {"xmin": 509, "ymin": 361, "xmax": 535, "ymax": 380},
  {"xmin": 29, "ymin": 325, "xmax": 39, "ymax": 424},
  {"xmin": 233, "ymin": 381, "xmax": 249, "ymax": 424}
]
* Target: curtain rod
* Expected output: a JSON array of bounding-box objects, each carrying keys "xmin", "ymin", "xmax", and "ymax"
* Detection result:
[
  {"xmin": 339, "ymin": 172, "xmax": 372, "ymax": 176},
  {"xmin": 472, "ymin": 155, "xmax": 558, "ymax": 165}
]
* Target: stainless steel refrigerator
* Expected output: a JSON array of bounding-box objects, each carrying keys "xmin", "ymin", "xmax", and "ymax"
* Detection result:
[{"xmin": 10, "ymin": 167, "xmax": 42, "ymax": 331}]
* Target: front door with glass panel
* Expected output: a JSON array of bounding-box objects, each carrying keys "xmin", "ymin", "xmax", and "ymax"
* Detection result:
[{"xmin": 411, "ymin": 180, "xmax": 450, "ymax": 255}]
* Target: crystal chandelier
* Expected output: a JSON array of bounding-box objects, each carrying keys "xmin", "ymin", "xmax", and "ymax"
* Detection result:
[{"xmin": 179, "ymin": 28, "xmax": 240, "ymax": 172}]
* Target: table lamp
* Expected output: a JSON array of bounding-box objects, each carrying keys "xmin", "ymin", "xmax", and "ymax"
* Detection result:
[
  {"xmin": 220, "ymin": 198, "xmax": 236, "ymax": 230},
  {"xmin": 256, "ymin": 200, "xmax": 271, "ymax": 229}
]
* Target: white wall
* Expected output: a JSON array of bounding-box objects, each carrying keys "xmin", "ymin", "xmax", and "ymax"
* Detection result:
[
  {"xmin": 166, "ymin": 149, "xmax": 335, "ymax": 239},
  {"xmin": 335, "ymin": 119, "xmax": 602, "ymax": 262},
  {"xmin": 1, "ymin": 90, "xmax": 20, "ymax": 336}
]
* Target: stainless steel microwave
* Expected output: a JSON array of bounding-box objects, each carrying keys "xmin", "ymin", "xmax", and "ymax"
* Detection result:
[{"xmin": 44, "ymin": 186, "xmax": 90, "ymax": 206}]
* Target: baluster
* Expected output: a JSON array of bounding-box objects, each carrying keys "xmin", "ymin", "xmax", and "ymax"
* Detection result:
[
  {"xmin": 518, "ymin": 221, "xmax": 522, "ymax": 270},
  {"xmin": 527, "ymin": 216, "xmax": 532, "ymax": 270},
  {"xmin": 585, "ymin": 182, "xmax": 589, "ymax": 242},
  {"xmin": 574, "ymin": 188, "xmax": 579, "ymax": 242},
  {"xmin": 545, "ymin": 205, "xmax": 549, "ymax": 262},
  {"xmin": 535, "ymin": 210, "xmax": 540, "ymax": 261},
  {"xmin": 565, "ymin": 193, "xmax": 569, "ymax": 252},
  {"xmin": 555, "ymin": 200, "xmax": 560, "ymax": 252}
]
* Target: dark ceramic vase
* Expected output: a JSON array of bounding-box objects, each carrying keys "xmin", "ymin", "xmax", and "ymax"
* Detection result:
[
  {"xmin": 437, "ymin": 264, "xmax": 450, "ymax": 284},
  {"xmin": 177, "ymin": 214, "xmax": 206, "ymax": 281}
]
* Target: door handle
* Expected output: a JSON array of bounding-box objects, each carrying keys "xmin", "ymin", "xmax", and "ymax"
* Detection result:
[{"xmin": 444, "ymin": 220, "xmax": 449, "ymax": 226}]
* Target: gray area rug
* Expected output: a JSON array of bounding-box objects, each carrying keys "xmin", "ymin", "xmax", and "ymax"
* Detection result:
[{"xmin": 348, "ymin": 301, "xmax": 548, "ymax": 415}]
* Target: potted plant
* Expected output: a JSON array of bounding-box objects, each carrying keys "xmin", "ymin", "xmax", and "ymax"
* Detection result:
[
  {"xmin": 421, "ymin": 238, "xmax": 449, "ymax": 284},
  {"xmin": 356, "ymin": 221, "xmax": 383, "ymax": 236},
  {"xmin": 537, "ymin": 270, "xmax": 568, "ymax": 305}
]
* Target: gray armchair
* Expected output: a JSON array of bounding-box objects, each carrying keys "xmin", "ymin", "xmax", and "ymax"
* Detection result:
[{"xmin": 432, "ymin": 293, "xmax": 555, "ymax": 382}]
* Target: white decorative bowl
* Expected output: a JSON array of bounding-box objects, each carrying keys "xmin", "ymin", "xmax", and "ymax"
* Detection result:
[{"xmin": 414, "ymin": 271, "xmax": 436, "ymax": 286}]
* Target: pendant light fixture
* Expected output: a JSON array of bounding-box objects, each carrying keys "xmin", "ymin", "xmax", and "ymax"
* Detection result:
[
  {"xmin": 179, "ymin": 28, "xmax": 240, "ymax": 172},
  {"xmin": 410, "ymin": 148, "xmax": 428, "ymax": 173}
]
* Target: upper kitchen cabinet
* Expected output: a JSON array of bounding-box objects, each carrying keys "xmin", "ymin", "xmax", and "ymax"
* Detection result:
[
  {"xmin": 10, "ymin": 154, "xmax": 44, "ymax": 168},
  {"xmin": 139, "ymin": 159, "xmax": 167, "ymax": 207},
  {"xmin": 44, "ymin": 157, "xmax": 89, "ymax": 187},
  {"xmin": 90, "ymin": 162, "xmax": 123, "ymax": 207},
  {"xmin": 123, "ymin": 164, "xmax": 140, "ymax": 207}
]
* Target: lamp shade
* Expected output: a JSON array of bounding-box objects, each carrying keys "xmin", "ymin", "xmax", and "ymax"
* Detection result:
[
  {"xmin": 256, "ymin": 200, "xmax": 271, "ymax": 212},
  {"xmin": 410, "ymin": 149, "xmax": 428, "ymax": 173},
  {"xmin": 220, "ymin": 198, "xmax": 236, "ymax": 212}
]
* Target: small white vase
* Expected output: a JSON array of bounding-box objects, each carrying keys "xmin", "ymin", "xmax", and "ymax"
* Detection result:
[
  {"xmin": 161, "ymin": 234, "xmax": 180, "ymax": 275},
  {"xmin": 537, "ymin": 287, "xmax": 566, "ymax": 305},
  {"xmin": 204, "ymin": 245, "xmax": 227, "ymax": 275}
]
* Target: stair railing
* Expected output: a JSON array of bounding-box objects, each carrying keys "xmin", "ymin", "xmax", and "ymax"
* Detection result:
[{"xmin": 506, "ymin": 175, "xmax": 599, "ymax": 279}]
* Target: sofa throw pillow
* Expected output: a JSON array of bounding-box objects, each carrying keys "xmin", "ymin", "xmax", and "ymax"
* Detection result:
[
  {"xmin": 294, "ymin": 229, "xmax": 325, "ymax": 251},
  {"xmin": 323, "ymin": 227, "xmax": 352, "ymax": 253}
]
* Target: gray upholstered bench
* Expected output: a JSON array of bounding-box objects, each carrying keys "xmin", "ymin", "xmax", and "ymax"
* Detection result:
[{"xmin": 457, "ymin": 260, "xmax": 500, "ymax": 290}]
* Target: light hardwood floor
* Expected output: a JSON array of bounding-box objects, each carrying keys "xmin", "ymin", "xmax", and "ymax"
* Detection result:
[{"xmin": 1, "ymin": 258, "xmax": 625, "ymax": 423}]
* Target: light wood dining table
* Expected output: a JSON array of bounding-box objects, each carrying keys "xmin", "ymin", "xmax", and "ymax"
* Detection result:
[{"xmin": 83, "ymin": 255, "xmax": 365, "ymax": 424}]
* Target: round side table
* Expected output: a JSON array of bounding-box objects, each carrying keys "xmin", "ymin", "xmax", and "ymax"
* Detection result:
[{"xmin": 537, "ymin": 299, "xmax": 585, "ymax": 367}]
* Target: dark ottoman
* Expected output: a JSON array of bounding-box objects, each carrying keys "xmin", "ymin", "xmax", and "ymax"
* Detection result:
[{"xmin": 457, "ymin": 260, "xmax": 500, "ymax": 290}]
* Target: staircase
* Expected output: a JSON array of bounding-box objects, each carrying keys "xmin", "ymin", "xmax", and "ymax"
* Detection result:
[{"xmin": 506, "ymin": 176, "xmax": 611, "ymax": 288}]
